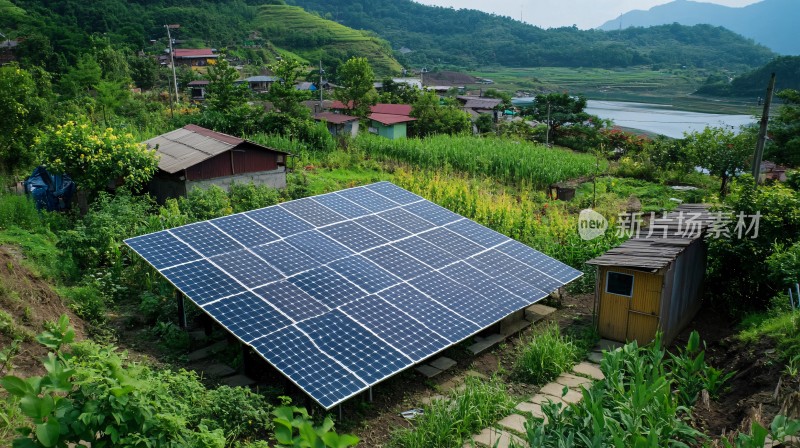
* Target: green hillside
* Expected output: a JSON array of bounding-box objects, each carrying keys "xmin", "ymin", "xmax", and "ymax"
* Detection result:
[
  {"xmin": 289, "ymin": 0, "xmax": 774, "ymax": 71},
  {"xmin": 255, "ymin": 5, "xmax": 401, "ymax": 76},
  {"xmin": 696, "ymin": 56, "xmax": 800, "ymax": 97}
]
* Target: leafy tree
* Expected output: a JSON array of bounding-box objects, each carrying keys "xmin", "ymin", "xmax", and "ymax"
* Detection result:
[
  {"xmin": 684, "ymin": 126, "xmax": 755, "ymax": 196},
  {"xmin": 410, "ymin": 91, "xmax": 472, "ymax": 137},
  {"xmin": 127, "ymin": 54, "xmax": 159, "ymax": 90},
  {"xmin": 0, "ymin": 64, "xmax": 50, "ymax": 174},
  {"xmin": 266, "ymin": 57, "xmax": 311, "ymax": 118},
  {"xmin": 204, "ymin": 55, "xmax": 249, "ymax": 114},
  {"xmin": 475, "ymin": 114, "xmax": 495, "ymax": 134},
  {"xmin": 96, "ymin": 79, "xmax": 130, "ymax": 126},
  {"xmin": 378, "ymin": 78, "xmax": 421, "ymax": 104},
  {"xmin": 767, "ymin": 89, "xmax": 800, "ymax": 167},
  {"xmin": 334, "ymin": 57, "xmax": 377, "ymax": 118},
  {"xmin": 37, "ymin": 120, "xmax": 158, "ymax": 192},
  {"xmin": 482, "ymin": 88, "xmax": 513, "ymax": 110},
  {"xmin": 522, "ymin": 93, "xmax": 592, "ymax": 145},
  {"xmin": 59, "ymin": 53, "xmax": 102, "ymax": 97}
]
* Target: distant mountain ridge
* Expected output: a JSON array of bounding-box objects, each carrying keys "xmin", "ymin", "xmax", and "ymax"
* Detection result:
[{"xmin": 599, "ymin": 0, "xmax": 799, "ymax": 55}]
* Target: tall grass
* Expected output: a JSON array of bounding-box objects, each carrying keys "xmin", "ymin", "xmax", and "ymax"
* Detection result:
[
  {"xmin": 354, "ymin": 133, "xmax": 606, "ymax": 189},
  {"xmin": 388, "ymin": 376, "xmax": 515, "ymax": 448},
  {"xmin": 514, "ymin": 324, "xmax": 583, "ymax": 385}
]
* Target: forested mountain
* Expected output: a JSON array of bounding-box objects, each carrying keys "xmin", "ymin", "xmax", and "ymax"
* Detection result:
[
  {"xmin": 696, "ymin": 56, "xmax": 800, "ymax": 98},
  {"xmin": 0, "ymin": 0, "xmax": 401, "ymax": 76},
  {"xmin": 599, "ymin": 0, "xmax": 800, "ymax": 56},
  {"xmin": 288, "ymin": 0, "xmax": 774, "ymax": 70}
]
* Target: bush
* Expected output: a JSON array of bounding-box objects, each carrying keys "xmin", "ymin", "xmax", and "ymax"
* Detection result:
[
  {"xmin": 228, "ymin": 182, "xmax": 280, "ymax": 213},
  {"xmin": 59, "ymin": 284, "xmax": 107, "ymax": 327},
  {"xmin": 514, "ymin": 324, "xmax": 582, "ymax": 385},
  {"xmin": 200, "ymin": 386, "xmax": 273, "ymax": 443},
  {"xmin": 0, "ymin": 194, "xmax": 41, "ymax": 231},
  {"xmin": 180, "ymin": 185, "xmax": 232, "ymax": 221}
]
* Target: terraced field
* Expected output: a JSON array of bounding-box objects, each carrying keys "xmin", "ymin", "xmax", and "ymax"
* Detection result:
[{"xmin": 256, "ymin": 5, "xmax": 402, "ymax": 75}]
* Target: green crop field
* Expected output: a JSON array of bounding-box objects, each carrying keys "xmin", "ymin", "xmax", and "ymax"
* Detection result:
[
  {"xmin": 470, "ymin": 66, "xmax": 756, "ymax": 114},
  {"xmin": 256, "ymin": 5, "xmax": 402, "ymax": 75}
]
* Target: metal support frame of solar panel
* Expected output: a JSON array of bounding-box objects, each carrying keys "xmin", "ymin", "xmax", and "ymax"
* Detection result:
[{"xmin": 125, "ymin": 181, "xmax": 582, "ymax": 409}]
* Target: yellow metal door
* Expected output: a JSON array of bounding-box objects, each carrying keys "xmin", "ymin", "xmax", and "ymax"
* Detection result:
[
  {"xmin": 626, "ymin": 270, "xmax": 663, "ymax": 344},
  {"xmin": 626, "ymin": 312, "xmax": 660, "ymax": 343},
  {"xmin": 598, "ymin": 295, "xmax": 630, "ymax": 342}
]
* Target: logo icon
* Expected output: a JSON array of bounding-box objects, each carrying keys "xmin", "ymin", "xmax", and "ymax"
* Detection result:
[{"xmin": 578, "ymin": 209, "xmax": 607, "ymax": 241}]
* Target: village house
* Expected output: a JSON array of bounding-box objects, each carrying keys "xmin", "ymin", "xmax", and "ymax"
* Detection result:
[
  {"xmin": 172, "ymin": 48, "xmax": 218, "ymax": 67},
  {"xmin": 313, "ymin": 112, "xmax": 360, "ymax": 138},
  {"xmin": 144, "ymin": 124, "xmax": 289, "ymax": 203},
  {"xmin": 187, "ymin": 80, "xmax": 209, "ymax": 101},
  {"xmin": 329, "ymin": 102, "xmax": 416, "ymax": 140},
  {"xmin": 457, "ymin": 96, "xmax": 503, "ymax": 121}
]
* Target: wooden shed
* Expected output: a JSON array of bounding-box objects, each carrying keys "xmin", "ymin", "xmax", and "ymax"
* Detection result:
[
  {"xmin": 144, "ymin": 125, "xmax": 289, "ymax": 203},
  {"xmin": 586, "ymin": 204, "xmax": 714, "ymax": 345}
]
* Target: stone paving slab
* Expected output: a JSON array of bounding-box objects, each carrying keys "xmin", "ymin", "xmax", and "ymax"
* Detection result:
[
  {"xmin": 554, "ymin": 372, "xmax": 593, "ymax": 389},
  {"xmin": 539, "ymin": 383, "xmax": 583, "ymax": 404},
  {"xmin": 187, "ymin": 340, "xmax": 227, "ymax": 362},
  {"xmin": 203, "ymin": 363, "xmax": 236, "ymax": 378},
  {"xmin": 525, "ymin": 304, "xmax": 556, "ymax": 322},
  {"xmin": 497, "ymin": 413, "xmax": 529, "ymax": 434},
  {"xmin": 221, "ymin": 374, "xmax": 256, "ymax": 388},
  {"xmin": 430, "ymin": 356, "xmax": 457, "ymax": 371},
  {"xmin": 465, "ymin": 427, "xmax": 526, "ymax": 448},
  {"xmin": 468, "ymin": 334, "xmax": 505, "ymax": 355},
  {"xmin": 415, "ymin": 364, "xmax": 443, "ymax": 378},
  {"xmin": 587, "ymin": 351, "xmax": 604, "ymax": 364},
  {"xmin": 515, "ymin": 402, "xmax": 546, "ymax": 420},
  {"xmin": 597, "ymin": 339, "xmax": 624, "ymax": 351},
  {"xmin": 530, "ymin": 393, "xmax": 567, "ymax": 407},
  {"xmin": 573, "ymin": 362, "xmax": 605, "ymax": 380}
]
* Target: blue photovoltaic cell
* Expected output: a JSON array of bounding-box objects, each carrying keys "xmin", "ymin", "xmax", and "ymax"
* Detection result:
[
  {"xmin": 365, "ymin": 182, "xmax": 423, "ymax": 205},
  {"xmin": 203, "ymin": 292, "xmax": 291, "ymax": 342},
  {"xmin": 472, "ymin": 250, "xmax": 563, "ymax": 293},
  {"xmin": 409, "ymin": 271, "xmax": 507, "ymax": 326},
  {"xmin": 353, "ymin": 215, "xmax": 411, "ymax": 241},
  {"xmin": 279, "ymin": 198, "xmax": 347, "ymax": 227},
  {"xmin": 253, "ymin": 281, "xmax": 329, "ymax": 322},
  {"xmin": 171, "ymin": 222, "xmax": 242, "ymax": 257},
  {"xmin": 363, "ymin": 245, "xmax": 430, "ymax": 280},
  {"xmin": 125, "ymin": 231, "xmax": 201, "ymax": 269},
  {"xmin": 319, "ymin": 221, "xmax": 388, "ymax": 253},
  {"xmin": 124, "ymin": 181, "xmax": 584, "ymax": 410},
  {"xmin": 336, "ymin": 187, "xmax": 399, "ymax": 212},
  {"xmin": 404, "ymin": 201, "xmax": 462, "ymax": 226},
  {"xmin": 378, "ymin": 284, "xmax": 480, "ymax": 343},
  {"xmin": 250, "ymin": 241, "xmax": 320, "ymax": 276},
  {"xmin": 340, "ymin": 296, "xmax": 449, "ymax": 362},
  {"xmin": 392, "ymin": 237, "xmax": 460, "ymax": 269},
  {"xmin": 252, "ymin": 326, "xmax": 367, "ymax": 409},
  {"xmin": 313, "ymin": 193, "xmax": 372, "ymax": 219},
  {"xmin": 288, "ymin": 266, "xmax": 365, "ymax": 308},
  {"xmin": 377, "ymin": 208, "xmax": 436, "ymax": 234},
  {"xmin": 162, "ymin": 260, "xmax": 246, "ymax": 306},
  {"xmin": 496, "ymin": 240, "xmax": 582, "ymax": 283},
  {"xmin": 419, "ymin": 227, "xmax": 485, "ymax": 259},
  {"xmin": 445, "ymin": 219, "xmax": 510, "ymax": 248},
  {"xmin": 285, "ymin": 230, "xmax": 354, "ymax": 264},
  {"xmin": 210, "ymin": 249, "xmax": 284, "ymax": 288},
  {"xmin": 211, "ymin": 214, "xmax": 279, "ymax": 247},
  {"xmin": 440, "ymin": 262, "xmax": 536, "ymax": 313},
  {"xmin": 246, "ymin": 206, "xmax": 315, "ymax": 237},
  {"xmin": 298, "ymin": 310, "xmax": 412, "ymax": 384},
  {"xmin": 328, "ymin": 256, "xmax": 401, "ymax": 294}
]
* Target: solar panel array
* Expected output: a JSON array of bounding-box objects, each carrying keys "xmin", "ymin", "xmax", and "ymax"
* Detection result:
[{"xmin": 125, "ymin": 182, "xmax": 582, "ymax": 408}]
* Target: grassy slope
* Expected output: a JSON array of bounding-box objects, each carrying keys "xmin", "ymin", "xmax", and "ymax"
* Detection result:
[{"xmin": 255, "ymin": 5, "xmax": 402, "ymax": 76}]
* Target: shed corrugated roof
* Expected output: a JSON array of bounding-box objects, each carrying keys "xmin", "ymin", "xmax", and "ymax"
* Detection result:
[
  {"xmin": 459, "ymin": 97, "xmax": 503, "ymax": 109},
  {"xmin": 369, "ymin": 113, "xmax": 416, "ymax": 125},
  {"xmin": 246, "ymin": 76, "xmax": 278, "ymax": 82},
  {"xmin": 173, "ymin": 49, "xmax": 216, "ymax": 58},
  {"xmin": 586, "ymin": 204, "xmax": 714, "ymax": 270},
  {"xmin": 314, "ymin": 112, "xmax": 359, "ymax": 124},
  {"xmin": 371, "ymin": 104, "xmax": 413, "ymax": 116},
  {"xmin": 187, "ymin": 80, "xmax": 209, "ymax": 86},
  {"xmin": 144, "ymin": 124, "xmax": 288, "ymax": 174}
]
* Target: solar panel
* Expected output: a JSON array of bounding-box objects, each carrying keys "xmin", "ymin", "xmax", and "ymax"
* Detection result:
[{"xmin": 124, "ymin": 181, "xmax": 582, "ymax": 409}]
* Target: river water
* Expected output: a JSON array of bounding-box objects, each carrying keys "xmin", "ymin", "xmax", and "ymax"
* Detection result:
[{"xmin": 511, "ymin": 98, "xmax": 755, "ymax": 138}]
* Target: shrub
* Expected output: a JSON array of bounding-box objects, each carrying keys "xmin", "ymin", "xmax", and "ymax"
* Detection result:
[
  {"xmin": 180, "ymin": 185, "xmax": 232, "ymax": 221},
  {"xmin": 228, "ymin": 182, "xmax": 280, "ymax": 213},
  {"xmin": 200, "ymin": 386, "xmax": 273, "ymax": 443},
  {"xmin": 514, "ymin": 324, "xmax": 582, "ymax": 385},
  {"xmin": 0, "ymin": 194, "xmax": 41, "ymax": 231}
]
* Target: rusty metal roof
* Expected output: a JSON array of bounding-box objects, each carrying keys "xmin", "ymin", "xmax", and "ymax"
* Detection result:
[
  {"xmin": 586, "ymin": 204, "xmax": 714, "ymax": 270},
  {"xmin": 144, "ymin": 125, "xmax": 288, "ymax": 174},
  {"xmin": 314, "ymin": 112, "xmax": 359, "ymax": 124},
  {"xmin": 369, "ymin": 113, "xmax": 416, "ymax": 126}
]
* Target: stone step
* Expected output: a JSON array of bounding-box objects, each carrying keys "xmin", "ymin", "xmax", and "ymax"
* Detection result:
[
  {"xmin": 501, "ymin": 319, "xmax": 531, "ymax": 337},
  {"xmin": 465, "ymin": 427, "xmax": 526, "ymax": 448},
  {"xmin": 468, "ymin": 333, "xmax": 505, "ymax": 355},
  {"xmin": 524, "ymin": 304, "xmax": 556, "ymax": 323},
  {"xmin": 429, "ymin": 356, "xmax": 457, "ymax": 371},
  {"xmin": 497, "ymin": 413, "xmax": 529, "ymax": 435},
  {"xmin": 202, "ymin": 363, "xmax": 237, "ymax": 378},
  {"xmin": 530, "ymin": 393, "xmax": 567, "ymax": 408},
  {"xmin": 515, "ymin": 401, "xmax": 547, "ymax": 421},
  {"xmin": 186, "ymin": 340, "xmax": 228, "ymax": 362},
  {"xmin": 221, "ymin": 374, "xmax": 256, "ymax": 388},
  {"xmin": 415, "ymin": 364, "xmax": 443, "ymax": 378},
  {"xmin": 573, "ymin": 362, "xmax": 605, "ymax": 380},
  {"xmin": 554, "ymin": 372, "xmax": 593, "ymax": 389},
  {"xmin": 539, "ymin": 383, "xmax": 583, "ymax": 404},
  {"xmin": 587, "ymin": 351, "xmax": 604, "ymax": 364}
]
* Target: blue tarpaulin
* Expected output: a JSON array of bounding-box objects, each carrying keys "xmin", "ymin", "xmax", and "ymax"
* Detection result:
[{"xmin": 24, "ymin": 166, "xmax": 76, "ymax": 212}]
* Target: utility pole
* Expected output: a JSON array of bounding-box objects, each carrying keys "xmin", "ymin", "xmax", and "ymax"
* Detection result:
[
  {"xmin": 751, "ymin": 72, "xmax": 776, "ymax": 185},
  {"xmin": 319, "ymin": 60, "xmax": 324, "ymax": 112},
  {"xmin": 545, "ymin": 102, "xmax": 551, "ymax": 147},
  {"xmin": 165, "ymin": 24, "xmax": 180, "ymax": 119}
]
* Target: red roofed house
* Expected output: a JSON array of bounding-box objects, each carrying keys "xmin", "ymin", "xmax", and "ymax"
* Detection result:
[
  {"xmin": 172, "ymin": 48, "xmax": 218, "ymax": 67},
  {"xmin": 144, "ymin": 125, "xmax": 289, "ymax": 203},
  {"xmin": 313, "ymin": 112, "xmax": 360, "ymax": 138},
  {"xmin": 330, "ymin": 101, "xmax": 416, "ymax": 140}
]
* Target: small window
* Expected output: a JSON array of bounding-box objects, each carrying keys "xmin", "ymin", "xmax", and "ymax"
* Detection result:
[{"xmin": 606, "ymin": 271, "xmax": 634, "ymax": 297}]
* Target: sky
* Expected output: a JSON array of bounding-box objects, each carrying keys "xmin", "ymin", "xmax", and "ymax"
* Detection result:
[{"xmin": 412, "ymin": 0, "xmax": 762, "ymax": 29}]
